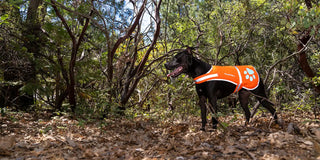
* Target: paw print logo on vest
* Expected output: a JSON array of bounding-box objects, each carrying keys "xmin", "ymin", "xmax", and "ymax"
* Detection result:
[{"xmin": 244, "ymin": 68, "xmax": 256, "ymax": 81}]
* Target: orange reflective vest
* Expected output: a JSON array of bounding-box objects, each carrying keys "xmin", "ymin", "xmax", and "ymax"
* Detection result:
[{"xmin": 193, "ymin": 65, "xmax": 260, "ymax": 93}]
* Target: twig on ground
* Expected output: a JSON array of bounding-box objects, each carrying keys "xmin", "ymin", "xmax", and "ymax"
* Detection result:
[{"xmin": 235, "ymin": 145, "xmax": 256, "ymax": 160}]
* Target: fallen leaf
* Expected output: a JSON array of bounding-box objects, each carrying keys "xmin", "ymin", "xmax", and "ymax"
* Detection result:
[
  {"xmin": 313, "ymin": 141, "xmax": 320, "ymax": 156},
  {"xmin": 66, "ymin": 137, "xmax": 77, "ymax": 148},
  {"xmin": 223, "ymin": 146, "xmax": 243, "ymax": 155},
  {"xmin": 303, "ymin": 141, "xmax": 313, "ymax": 146},
  {"xmin": 0, "ymin": 135, "xmax": 15, "ymax": 156},
  {"xmin": 0, "ymin": 135, "xmax": 15, "ymax": 149}
]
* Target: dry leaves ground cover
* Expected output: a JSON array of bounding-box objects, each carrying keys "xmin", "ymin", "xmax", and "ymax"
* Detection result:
[{"xmin": 1, "ymin": 110, "xmax": 320, "ymax": 160}]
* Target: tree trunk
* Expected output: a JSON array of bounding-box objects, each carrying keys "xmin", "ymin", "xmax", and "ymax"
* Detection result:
[
  {"xmin": 21, "ymin": 0, "xmax": 43, "ymax": 108},
  {"xmin": 51, "ymin": 0, "xmax": 92, "ymax": 112},
  {"xmin": 120, "ymin": 0, "xmax": 162, "ymax": 106},
  {"xmin": 68, "ymin": 45, "xmax": 77, "ymax": 112},
  {"xmin": 296, "ymin": 0, "xmax": 320, "ymax": 93},
  {"xmin": 297, "ymin": 35, "xmax": 320, "ymax": 93}
]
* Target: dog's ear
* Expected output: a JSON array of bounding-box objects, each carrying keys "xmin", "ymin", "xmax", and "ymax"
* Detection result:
[
  {"xmin": 186, "ymin": 47, "xmax": 194, "ymax": 55},
  {"xmin": 187, "ymin": 49, "xmax": 193, "ymax": 65}
]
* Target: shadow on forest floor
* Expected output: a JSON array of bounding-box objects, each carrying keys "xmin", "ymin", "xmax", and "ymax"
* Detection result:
[{"xmin": 1, "ymin": 110, "xmax": 319, "ymax": 159}]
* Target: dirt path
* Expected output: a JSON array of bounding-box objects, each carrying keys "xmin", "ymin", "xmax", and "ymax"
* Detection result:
[{"xmin": 1, "ymin": 111, "xmax": 319, "ymax": 159}]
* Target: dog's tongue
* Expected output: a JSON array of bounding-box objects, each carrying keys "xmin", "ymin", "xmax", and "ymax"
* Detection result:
[{"xmin": 167, "ymin": 66, "xmax": 183, "ymax": 77}]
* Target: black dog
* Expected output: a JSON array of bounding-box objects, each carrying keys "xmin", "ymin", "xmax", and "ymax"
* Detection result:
[{"xmin": 165, "ymin": 48, "xmax": 279, "ymax": 131}]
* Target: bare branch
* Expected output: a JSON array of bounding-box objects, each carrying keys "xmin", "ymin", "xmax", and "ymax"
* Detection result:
[
  {"xmin": 107, "ymin": 0, "xmax": 147, "ymax": 82},
  {"xmin": 264, "ymin": 36, "xmax": 313, "ymax": 84},
  {"xmin": 135, "ymin": 0, "xmax": 162, "ymax": 75},
  {"xmin": 120, "ymin": 0, "xmax": 162, "ymax": 105},
  {"xmin": 50, "ymin": 0, "xmax": 75, "ymax": 42}
]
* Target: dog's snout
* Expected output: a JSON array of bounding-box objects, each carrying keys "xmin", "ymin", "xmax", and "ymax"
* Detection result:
[{"xmin": 164, "ymin": 62, "xmax": 171, "ymax": 69}]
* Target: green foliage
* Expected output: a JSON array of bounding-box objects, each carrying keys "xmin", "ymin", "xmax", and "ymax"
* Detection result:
[
  {"xmin": 0, "ymin": 14, "xmax": 9, "ymax": 24},
  {"xmin": 39, "ymin": 125, "xmax": 52, "ymax": 134},
  {"xmin": 159, "ymin": 0, "xmax": 320, "ymax": 120},
  {"xmin": 1, "ymin": 0, "xmax": 319, "ymax": 121},
  {"xmin": 19, "ymin": 82, "xmax": 40, "ymax": 95},
  {"xmin": 285, "ymin": 1, "xmax": 320, "ymax": 33},
  {"xmin": 1, "ymin": 107, "xmax": 7, "ymax": 116},
  {"xmin": 311, "ymin": 52, "xmax": 320, "ymax": 87}
]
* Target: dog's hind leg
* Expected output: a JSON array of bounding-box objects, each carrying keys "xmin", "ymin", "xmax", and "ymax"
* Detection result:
[
  {"xmin": 257, "ymin": 96, "xmax": 278, "ymax": 121},
  {"xmin": 207, "ymin": 96, "xmax": 219, "ymax": 129},
  {"xmin": 250, "ymin": 81, "xmax": 278, "ymax": 122},
  {"xmin": 238, "ymin": 89, "xmax": 251, "ymax": 124}
]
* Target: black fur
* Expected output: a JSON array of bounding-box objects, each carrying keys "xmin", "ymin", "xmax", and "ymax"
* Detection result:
[{"xmin": 165, "ymin": 48, "xmax": 278, "ymax": 131}]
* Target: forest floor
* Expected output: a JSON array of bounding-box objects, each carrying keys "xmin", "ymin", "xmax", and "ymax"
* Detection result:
[{"xmin": 1, "ymin": 110, "xmax": 320, "ymax": 160}]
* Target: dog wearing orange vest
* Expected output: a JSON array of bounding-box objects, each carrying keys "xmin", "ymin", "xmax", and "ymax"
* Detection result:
[{"xmin": 165, "ymin": 47, "xmax": 279, "ymax": 131}]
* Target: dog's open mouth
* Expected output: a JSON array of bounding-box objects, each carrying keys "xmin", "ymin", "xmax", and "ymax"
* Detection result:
[{"xmin": 167, "ymin": 66, "xmax": 184, "ymax": 77}]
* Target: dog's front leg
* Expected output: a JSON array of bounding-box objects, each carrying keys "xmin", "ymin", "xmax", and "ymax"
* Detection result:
[
  {"xmin": 208, "ymin": 97, "xmax": 219, "ymax": 129},
  {"xmin": 199, "ymin": 96, "xmax": 207, "ymax": 131}
]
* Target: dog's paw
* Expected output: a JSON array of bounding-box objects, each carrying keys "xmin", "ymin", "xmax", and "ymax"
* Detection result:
[
  {"xmin": 244, "ymin": 68, "xmax": 256, "ymax": 81},
  {"xmin": 212, "ymin": 124, "xmax": 217, "ymax": 129},
  {"xmin": 276, "ymin": 118, "xmax": 284, "ymax": 128}
]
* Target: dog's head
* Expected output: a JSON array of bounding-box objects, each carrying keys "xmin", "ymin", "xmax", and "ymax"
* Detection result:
[{"xmin": 165, "ymin": 47, "xmax": 194, "ymax": 78}]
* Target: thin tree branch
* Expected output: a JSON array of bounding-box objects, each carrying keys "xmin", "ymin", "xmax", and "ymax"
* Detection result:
[
  {"xmin": 134, "ymin": 0, "xmax": 162, "ymax": 75},
  {"xmin": 107, "ymin": 0, "xmax": 147, "ymax": 82},
  {"xmin": 120, "ymin": 0, "xmax": 162, "ymax": 105},
  {"xmin": 264, "ymin": 35, "xmax": 313, "ymax": 84},
  {"xmin": 50, "ymin": 0, "xmax": 75, "ymax": 42}
]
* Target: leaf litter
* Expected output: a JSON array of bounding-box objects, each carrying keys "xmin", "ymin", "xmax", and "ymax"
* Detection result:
[{"xmin": 1, "ymin": 111, "xmax": 320, "ymax": 160}]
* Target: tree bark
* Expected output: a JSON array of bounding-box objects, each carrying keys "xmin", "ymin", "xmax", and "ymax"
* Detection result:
[
  {"xmin": 297, "ymin": 35, "xmax": 320, "ymax": 93},
  {"xmin": 120, "ymin": 0, "xmax": 162, "ymax": 105},
  {"xmin": 107, "ymin": 0, "xmax": 147, "ymax": 90},
  {"xmin": 296, "ymin": 0, "xmax": 320, "ymax": 93},
  {"xmin": 51, "ymin": 0, "xmax": 92, "ymax": 111},
  {"xmin": 22, "ymin": 0, "xmax": 43, "ymax": 108}
]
